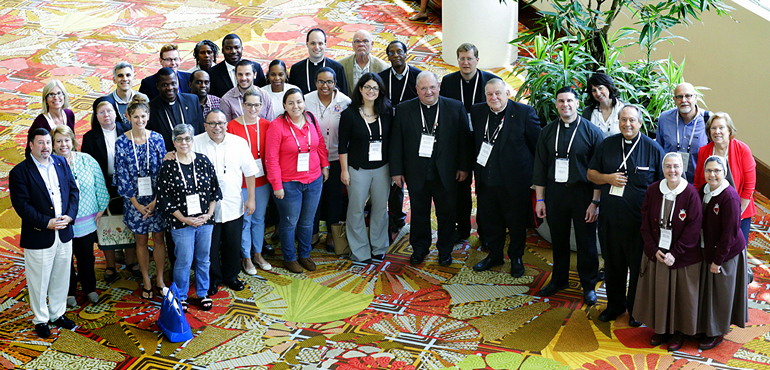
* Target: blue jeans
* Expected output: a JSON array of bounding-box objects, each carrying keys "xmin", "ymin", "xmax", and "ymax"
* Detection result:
[
  {"xmin": 171, "ymin": 224, "xmax": 213, "ymax": 301},
  {"xmin": 274, "ymin": 176, "xmax": 323, "ymax": 261},
  {"xmin": 241, "ymin": 183, "xmax": 272, "ymax": 258}
]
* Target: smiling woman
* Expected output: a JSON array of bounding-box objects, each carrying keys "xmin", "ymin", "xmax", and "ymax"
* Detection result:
[{"xmin": 29, "ymin": 79, "xmax": 76, "ymax": 134}]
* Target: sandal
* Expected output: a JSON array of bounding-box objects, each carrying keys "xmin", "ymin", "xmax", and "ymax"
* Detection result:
[
  {"xmin": 104, "ymin": 267, "xmax": 118, "ymax": 284},
  {"xmin": 141, "ymin": 285, "xmax": 154, "ymax": 300},
  {"xmin": 181, "ymin": 300, "xmax": 188, "ymax": 313},
  {"xmin": 201, "ymin": 296, "xmax": 213, "ymax": 311}
]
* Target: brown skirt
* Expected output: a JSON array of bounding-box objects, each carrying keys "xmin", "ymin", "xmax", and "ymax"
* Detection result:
[
  {"xmin": 633, "ymin": 257, "xmax": 702, "ymax": 335},
  {"xmin": 698, "ymin": 249, "xmax": 749, "ymax": 336}
]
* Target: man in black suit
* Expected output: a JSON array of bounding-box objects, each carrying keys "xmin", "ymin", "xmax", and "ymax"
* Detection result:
[
  {"xmin": 439, "ymin": 43, "xmax": 500, "ymax": 243},
  {"xmin": 208, "ymin": 34, "xmax": 266, "ymax": 98},
  {"xmin": 91, "ymin": 61, "xmax": 147, "ymax": 134},
  {"xmin": 139, "ymin": 44, "xmax": 192, "ymax": 101},
  {"xmin": 390, "ymin": 71, "xmax": 473, "ymax": 266},
  {"xmin": 146, "ymin": 67, "xmax": 205, "ymax": 151},
  {"xmin": 10, "ymin": 128, "xmax": 79, "ymax": 338},
  {"xmin": 470, "ymin": 79, "xmax": 541, "ymax": 277},
  {"xmin": 288, "ymin": 28, "xmax": 348, "ymax": 95}
]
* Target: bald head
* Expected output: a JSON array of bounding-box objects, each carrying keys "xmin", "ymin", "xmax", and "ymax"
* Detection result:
[
  {"xmin": 352, "ymin": 30, "xmax": 373, "ymax": 61},
  {"xmin": 673, "ymin": 82, "xmax": 697, "ymax": 118}
]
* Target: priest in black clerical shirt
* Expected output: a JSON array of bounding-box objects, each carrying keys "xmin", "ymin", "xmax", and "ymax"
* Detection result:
[
  {"xmin": 288, "ymin": 28, "xmax": 347, "ymax": 95},
  {"xmin": 147, "ymin": 68, "xmax": 205, "ymax": 151}
]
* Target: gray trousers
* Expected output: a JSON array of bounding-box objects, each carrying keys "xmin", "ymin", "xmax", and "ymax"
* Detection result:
[{"xmin": 347, "ymin": 165, "xmax": 390, "ymax": 261}]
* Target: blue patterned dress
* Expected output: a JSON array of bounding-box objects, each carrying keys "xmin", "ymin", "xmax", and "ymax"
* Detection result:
[{"xmin": 113, "ymin": 131, "xmax": 167, "ymax": 234}]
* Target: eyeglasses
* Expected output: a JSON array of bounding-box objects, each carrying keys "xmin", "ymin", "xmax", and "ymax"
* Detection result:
[
  {"xmin": 317, "ymin": 80, "xmax": 335, "ymax": 86},
  {"xmin": 174, "ymin": 136, "xmax": 193, "ymax": 143},
  {"xmin": 205, "ymin": 121, "xmax": 227, "ymax": 127},
  {"xmin": 244, "ymin": 102, "xmax": 262, "ymax": 108},
  {"xmin": 674, "ymin": 94, "xmax": 695, "ymax": 100},
  {"xmin": 362, "ymin": 85, "xmax": 379, "ymax": 92},
  {"xmin": 386, "ymin": 49, "xmax": 406, "ymax": 56},
  {"xmin": 458, "ymin": 57, "xmax": 477, "ymax": 63},
  {"xmin": 162, "ymin": 57, "xmax": 181, "ymax": 63},
  {"xmin": 46, "ymin": 91, "xmax": 64, "ymax": 98},
  {"xmin": 705, "ymin": 168, "xmax": 723, "ymax": 174}
]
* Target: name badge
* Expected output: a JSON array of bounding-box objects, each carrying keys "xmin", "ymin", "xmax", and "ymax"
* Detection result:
[
  {"xmin": 186, "ymin": 193, "xmax": 202, "ymax": 215},
  {"xmin": 678, "ymin": 151, "xmax": 690, "ymax": 173},
  {"xmin": 419, "ymin": 134, "xmax": 434, "ymax": 158},
  {"xmin": 255, "ymin": 159, "xmax": 265, "ymax": 178},
  {"xmin": 658, "ymin": 228, "xmax": 672, "ymax": 251},
  {"xmin": 476, "ymin": 141, "xmax": 493, "ymax": 166},
  {"xmin": 297, "ymin": 152, "xmax": 310, "ymax": 172},
  {"xmin": 554, "ymin": 158, "xmax": 569, "ymax": 183},
  {"xmin": 369, "ymin": 141, "xmax": 383, "ymax": 162},
  {"xmin": 137, "ymin": 176, "xmax": 152, "ymax": 197},
  {"xmin": 610, "ymin": 185, "xmax": 625, "ymax": 197}
]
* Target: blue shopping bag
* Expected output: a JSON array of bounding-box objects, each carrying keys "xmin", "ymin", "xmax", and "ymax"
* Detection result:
[{"xmin": 157, "ymin": 283, "xmax": 193, "ymax": 342}]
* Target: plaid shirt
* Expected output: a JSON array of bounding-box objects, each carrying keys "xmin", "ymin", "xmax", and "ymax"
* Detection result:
[{"xmin": 201, "ymin": 94, "xmax": 222, "ymax": 120}]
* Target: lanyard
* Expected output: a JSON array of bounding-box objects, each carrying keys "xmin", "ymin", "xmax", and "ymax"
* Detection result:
[
  {"xmin": 484, "ymin": 111, "xmax": 505, "ymax": 144},
  {"xmin": 288, "ymin": 114, "xmax": 311, "ymax": 153},
  {"xmin": 617, "ymin": 135, "xmax": 641, "ymax": 172},
  {"xmin": 360, "ymin": 108, "xmax": 382, "ymax": 140},
  {"xmin": 209, "ymin": 139, "xmax": 227, "ymax": 174},
  {"xmin": 317, "ymin": 92, "xmax": 335, "ymax": 121},
  {"xmin": 675, "ymin": 113, "xmax": 697, "ymax": 152},
  {"xmin": 419, "ymin": 103, "xmax": 440, "ymax": 135},
  {"xmin": 389, "ymin": 66, "xmax": 410, "ymax": 103},
  {"xmin": 460, "ymin": 72, "xmax": 480, "ymax": 106},
  {"xmin": 243, "ymin": 118, "xmax": 261, "ymax": 158},
  {"xmin": 130, "ymin": 130, "xmax": 150, "ymax": 176},
  {"xmin": 176, "ymin": 155, "xmax": 198, "ymax": 194},
  {"xmin": 659, "ymin": 194, "xmax": 677, "ymax": 229},
  {"xmin": 163, "ymin": 102, "xmax": 186, "ymax": 132},
  {"xmin": 554, "ymin": 119, "xmax": 580, "ymax": 158},
  {"xmin": 306, "ymin": 58, "xmax": 326, "ymax": 92}
]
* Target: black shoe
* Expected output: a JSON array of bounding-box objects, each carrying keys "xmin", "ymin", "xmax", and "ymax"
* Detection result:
[
  {"xmin": 35, "ymin": 323, "xmax": 50, "ymax": 338},
  {"xmin": 598, "ymin": 308, "xmax": 624, "ymax": 322},
  {"xmin": 372, "ymin": 254, "xmax": 386, "ymax": 261},
  {"xmin": 628, "ymin": 315, "xmax": 642, "ymax": 327},
  {"xmin": 510, "ymin": 257, "xmax": 525, "ymax": 278},
  {"xmin": 227, "ymin": 279, "xmax": 245, "ymax": 291},
  {"xmin": 50, "ymin": 315, "xmax": 75, "ymax": 329},
  {"xmin": 325, "ymin": 244, "xmax": 335, "ymax": 253},
  {"xmin": 583, "ymin": 289, "xmax": 597, "ymax": 306},
  {"xmin": 537, "ymin": 282, "xmax": 568, "ymax": 297},
  {"xmin": 597, "ymin": 267, "xmax": 606, "ymax": 281},
  {"xmin": 410, "ymin": 251, "xmax": 427, "ymax": 265},
  {"xmin": 208, "ymin": 285, "xmax": 219, "ymax": 297},
  {"xmin": 472, "ymin": 257, "xmax": 504, "ymax": 272},
  {"xmin": 438, "ymin": 255, "xmax": 453, "ymax": 266},
  {"xmin": 263, "ymin": 243, "xmax": 275, "ymax": 254}
]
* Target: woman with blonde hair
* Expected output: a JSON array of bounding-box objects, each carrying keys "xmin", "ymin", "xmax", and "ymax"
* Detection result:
[{"xmin": 30, "ymin": 80, "xmax": 76, "ymax": 133}]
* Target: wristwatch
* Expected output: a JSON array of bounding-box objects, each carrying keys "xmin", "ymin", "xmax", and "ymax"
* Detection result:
[{"xmin": 591, "ymin": 199, "xmax": 600, "ymax": 207}]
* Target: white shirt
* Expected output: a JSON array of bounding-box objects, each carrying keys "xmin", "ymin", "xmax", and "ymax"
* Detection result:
[
  {"xmin": 261, "ymin": 83, "xmax": 299, "ymax": 121},
  {"xmin": 226, "ymin": 62, "xmax": 237, "ymax": 88},
  {"xmin": 304, "ymin": 90, "xmax": 352, "ymax": 161},
  {"xmin": 353, "ymin": 58, "xmax": 370, "ymax": 87},
  {"xmin": 32, "ymin": 155, "xmax": 62, "ymax": 217},
  {"xmin": 102, "ymin": 126, "xmax": 117, "ymax": 176},
  {"xmin": 193, "ymin": 133, "xmax": 258, "ymax": 223},
  {"xmin": 589, "ymin": 100, "xmax": 624, "ymax": 138}
]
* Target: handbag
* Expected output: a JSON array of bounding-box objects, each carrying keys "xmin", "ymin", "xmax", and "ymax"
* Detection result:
[
  {"xmin": 96, "ymin": 199, "xmax": 136, "ymax": 249},
  {"xmin": 330, "ymin": 222, "xmax": 351, "ymax": 255},
  {"xmin": 157, "ymin": 283, "xmax": 193, "ymax": 343}
]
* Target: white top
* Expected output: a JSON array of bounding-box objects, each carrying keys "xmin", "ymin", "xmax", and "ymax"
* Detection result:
[
  {"xmin": 226, "ymin": 62, "xmax": 237, "ymax": 88},
  {"xmin": 304, "ymin": 90, "xmax": 351, "ymax": 161},
  {"xmin": 102, "ymin": 126, "xmax": 117, "ymax": 176},
  {"xmin": 261, "ymin": 83, "xmax": 299, "ymax": 121},
  {"xmin": 32, "ymin": 155, "xmax": 62, "ymax": 217},
  {"xmin": 589, "ymin": 99, "xmax": 624, "ymax": 138},
  {"xmin": 193, "ymin": 133, "xmax": 258, "ymax": 223}
]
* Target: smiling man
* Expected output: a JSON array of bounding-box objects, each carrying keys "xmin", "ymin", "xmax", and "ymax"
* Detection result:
[
  {"xmin": 208, "ymin": 34, "xmax": 267, "ymax": 98},
  {"xmin": 139, "ymin": 44, "xmax": 192, "ymax": 101},
  {"xmin": 655, "ymin": 82, "xmax": 709, "ymax": 183},
  {"xmin": 532, "ymin": 86, "xmax": 604, "ymax": 306},
  {"xmin": 219, "ymin": 60, "xmax": 274, "ymax": 122},
  {"xmin": 146, "ymin": 67, "xmax": 204, "ymax": 151},
  {"xmin": 587, "ymin": 104, "xmax": 664, "ymax": 325},
  {"xmin": 92, "ymin": 62, "xmax": 148, "ymax": 134},
  {"xmin": 339, "ymin": 30, "xmax": 389, "ymax": 93},
  {"xmin": 288, "ymin": 28, "xmax": 348, "ymax": 95},
  {"xmin": 189, "ymin": 70, "xmax": 221, "ymax": 120}
]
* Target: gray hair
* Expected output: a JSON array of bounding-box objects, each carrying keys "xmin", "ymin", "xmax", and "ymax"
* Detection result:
[
  {"xmin": 704, "ymin": 155, "xmax": 728, "ymax": 175},
  {"xmin": 172, "ymin": 123, "xmax": 195, "ymax": 142},
  {"xmin": 112, "ymin": 61, "xmax": 134, "ymax": 78},
  {"xmin": 416, "ymin": 70, "xmax": 438, "ymax": 86},
  {"xmin": 618, "ymin": 104, "xmax": 644, "ymax": 123}
]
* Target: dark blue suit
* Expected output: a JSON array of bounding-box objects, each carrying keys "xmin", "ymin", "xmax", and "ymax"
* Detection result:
[
  {"xmin": 10, "ymin": 154, "xmax": 79, "ymax": 249},
  {"xmin": 139, "ymin": 71, "xmax": 192, "ymax": 101}
]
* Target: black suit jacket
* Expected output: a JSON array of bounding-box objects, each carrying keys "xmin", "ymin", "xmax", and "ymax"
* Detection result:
[
  {"xmin": 288, "ymin": 58, "xmax": 348, "ymax": 96},
  {"xmin": 81, "ymin": 126, "xmax": 119, "ymax": 199},
  {"xmin": 91, "ymin": 94, "xmax": 132, "ymax": 134},
  {"xmin": 390, "ymin": 96, "xmax": 473, "ymax": 193},
  {"xmin": 470, "ymin": 101, "xmax": 541, "ymax": 194},
  {"xmin": 440, "ymin": 70, "xmax": 500, "ymax": 111},
  {"xmin": 147, "ymin": 93, "xmax": 205, "ymax": 151},
  {"xmin": 139, "ymin": 71, "xmax": 192, "ymax": 101},
  {"xmin": 9, "ymin": 155, "xmax": 79, "ymax": 249},
  {"xmin": 208, "ymin": 60, "xmax": 267, "ymax": 98}
]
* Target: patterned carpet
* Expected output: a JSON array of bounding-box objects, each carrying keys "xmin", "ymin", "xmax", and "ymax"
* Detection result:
[{"xmin": 2, "ymin": 0, "xmax": 770, "ymax": 369}]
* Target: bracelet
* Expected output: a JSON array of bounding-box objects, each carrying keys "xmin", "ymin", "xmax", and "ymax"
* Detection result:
[{"xmin": 536, "ymin": 199, "xmax": 544, "ymax": 202}]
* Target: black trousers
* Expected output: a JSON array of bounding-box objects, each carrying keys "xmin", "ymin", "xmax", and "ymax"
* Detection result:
[
  {"xmin": 455, "ymin": 175, "xmax": 473, "ymax": 238},
  {"xmin": 388, "ymin": 183, "xmax": 406, "ymax": 228},
  {"xmin": 210, "ymin": 216, "xmax": 244, "ymax": 286},
  {"xmin": 545, "ymin": 181, "xmax": 598, "ymax": 289},
  {"xmin": 600, "ymin": 217, "xmax": 644, "ymax": 314},
  {"xmin": 477, "ymin": 182, "xmax": 530, "ymax": 260},
  {"xmin": 69, "ymin": 231, "xmax": 97, "ymax": 295},
  {"xmin": 409, "ymin": 178, "xmax": 456, "ymax": 257},
  {"xmin": 314, "ymin": 160, "xmax": 346, "ymax": 234}
]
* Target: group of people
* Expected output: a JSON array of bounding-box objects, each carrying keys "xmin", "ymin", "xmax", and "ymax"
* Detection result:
[{"xmin": 10, "ymin": 28, "xmax": 753, "ymax": 351}]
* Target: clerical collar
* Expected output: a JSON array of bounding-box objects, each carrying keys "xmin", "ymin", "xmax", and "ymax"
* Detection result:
[
  {"xmin": 165, "ymin": 98, "xmax": 178, "ymax": 106},
  {"xmin": 310, "ymin": 57, "xmax": 325, "ymax": 66},
  {"xmin": 561, "ymin": 116, "xmax": 578, "ymax": 128},
  {"xmin": 421, "ymin": 101, "xmax": 437, "ymax": 109},
  {"xmin": 462, "ymin": 70, "xmax": 478, "ymax": 82},
  {"xmin": 490, "ymin": 102, "xmax": 507, "ymax": 115}
]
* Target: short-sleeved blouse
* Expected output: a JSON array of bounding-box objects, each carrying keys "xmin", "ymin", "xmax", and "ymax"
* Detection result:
[{"xmin": 157, "ymin": 153, "xmax": 222, "ymax": 230}]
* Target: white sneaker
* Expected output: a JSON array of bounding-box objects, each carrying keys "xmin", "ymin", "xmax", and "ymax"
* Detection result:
[{"xmin": 66, "ymin": 296, "xmax": 77, "ymax": 308}]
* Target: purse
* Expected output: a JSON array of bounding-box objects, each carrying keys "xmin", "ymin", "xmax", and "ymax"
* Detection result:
[
  {"xmin": 157, "ymin": 283, "xmax": 193, "ymax": 343},
  {"xmin": 330, "ymin": 222, "xmax": 352, "ymax": 255},
  {"xmin": 96, "ymin": 199, "xmax": 136, "ymax": 249}
]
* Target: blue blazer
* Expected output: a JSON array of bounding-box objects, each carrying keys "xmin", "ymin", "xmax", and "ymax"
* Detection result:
[
  {"xmin": 9, "ymin": 155, "xmax": 79, "ymax": 249},
  {"xmin": 139, "ymin": 71, "xmax": 192, "ymax": 101}
]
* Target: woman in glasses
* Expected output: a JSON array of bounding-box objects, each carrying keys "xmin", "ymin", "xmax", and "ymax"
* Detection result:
[{"xmin": 30, "ymin": 80, "xmax": 75, "ymax": 133}]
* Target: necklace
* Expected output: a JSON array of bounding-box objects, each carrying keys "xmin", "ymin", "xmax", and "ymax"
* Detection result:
[{"xmin": 360, "ymin": 107, "xmax": 375, "ymax": 118}]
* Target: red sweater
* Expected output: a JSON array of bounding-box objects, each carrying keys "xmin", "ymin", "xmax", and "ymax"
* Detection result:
[
  {"xmin": 700, "ymin": 185, "xmax": 746, "ymax": 265},
  {"xmin": 693, "ymin": 139, "xmax": 756, "ymax": 219},
  {"xmin": 265, "ymin": 112, "xmax": 329, "ymax": 191},
  {"xmin": 640, "ymin": 181, "xmax": 703, "ymax": 269},
  {"xmin": 227, "ymin": 118, "xmax": 271, "ymax": 188}
]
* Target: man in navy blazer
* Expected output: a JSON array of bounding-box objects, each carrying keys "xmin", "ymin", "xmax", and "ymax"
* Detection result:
[
  {"xmin": 469, "ymin": 79, "xmax": 541, "ymax": 277},
  {"xmin": 147, "ymin": 68, "xmax": 205, "ymax": 151},
  {"xmin": 10, "ymin": 128, "xmax": 79, "ymax": 338},
  {"xmin": 139, "ymin": 44, "xmax": 192, "ymax": 101},
  {"xmin": 208, "ymin": 34, "xmax": 266, "ymax": 98}
]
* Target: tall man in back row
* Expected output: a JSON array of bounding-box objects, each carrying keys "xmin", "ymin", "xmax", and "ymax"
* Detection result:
[
  {"xmin": 655, "ymin": 82, "xmax": 708, "ymax": 183},
  {"xmin": 390, "ymin": 71, "xmax": 473, "ymax": 266},
  {"xmin": 208, "ymin": 34, "xmax": 267, "ymax": 98},
  {"xmin": 440, "ymin": 43, "xmax": 499, "ymax": 243},
  {"xmin": 289, "ymin": 28, "xmax": 348, "ymax": 95},
  {"xmin": 340, "ymin": 30, "xmax": 389, "ymax": 92}
]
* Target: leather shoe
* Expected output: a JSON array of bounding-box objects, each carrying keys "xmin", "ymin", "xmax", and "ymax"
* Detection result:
[
  {"xmin": 372, "ymin": 254, "xmax": 386, "ymax": 261},
  {"xmin": 650, "ymin": 333, "xmax": 671, "ymax": 346},
  {"xmin": 298, "ymin": 257, "xmax": 316, "ymax": 271},
  {"xmin": 284, "ymin": 260, "xmax": 304, "ymax": 273},
  {"xmin": 583, "ymin": 289, "xmax": 597, "ymax": 306},
  {"xmin": 208, "ymin": 285, "xmax": 219, "ymax": 297},
  {"xmin": 263, "ymin": 243, "xmax": 275, "ymax": 254},
  {"xmin": 438, "ymin": 255, "xmax": 452, "ymax": 266},
  {"xmin": 473, "ymin": 257, "xmax": 504, "ymax": 272},
  {"xmin": 227, "ymin": 279, "xmax": 245, "ymax": 292},
  {"xmin": 35, "ymin": 323, "xmax": 50, "ymax": 338},
  {"xmin": 628, "ymin": 315, "xmax": 642, "ymax": 327},
  {"xmin": 50, "ymin": 315, "xmax": 75, "ymax": 329},
  {"xmin": 410, "ymin": 251, "xmax": 427, "ymax": 265},
  {"xmin": 510, "ymin": 257, "xmax": 525, "ymax": 278},
  {"xmin": 699, "ymin": 335, "xmax": 724, "ymax": 350},
  {"xmin": 598, "ymin": 308, "xmax": 624, "ymax": 322},
  {"xmin": 537, "ymin": 283, "xmax": 568, "ymax": 297},
  {"xmin": 667, "ymin": 332, "xmax": 684, "ymax": 351},
  {"xmin": 597, "ymin": 267, "xmax": 606, "ymax": 281}
]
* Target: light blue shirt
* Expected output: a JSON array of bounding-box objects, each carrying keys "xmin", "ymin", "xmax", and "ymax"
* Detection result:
[
  {"xmin": 32, "ymin": 154, "xmax": 62, "ymax": 217},
  {"xmin": 655, "ymin": 107, "xmax": 707, "ymax": 183}
]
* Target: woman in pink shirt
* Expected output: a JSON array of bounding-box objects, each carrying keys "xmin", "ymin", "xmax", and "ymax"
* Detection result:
[{"xmin": 265, "ymin": 88, "xmax": 329, "ymax": 273}]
